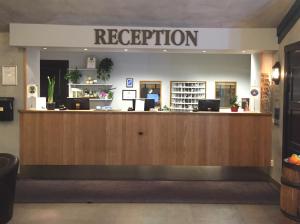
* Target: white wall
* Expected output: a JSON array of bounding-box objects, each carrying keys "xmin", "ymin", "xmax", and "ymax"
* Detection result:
[
  {"xmin": 10, "ymin": 24, "xmax": 278, "ymax": 52},
  {"xmin": 40, "ymin": 51, "xmax": 251, "ymax": 110},
  {"xmin": 250, "ymin": 53, "xmax": 261, "ymax": 112}
]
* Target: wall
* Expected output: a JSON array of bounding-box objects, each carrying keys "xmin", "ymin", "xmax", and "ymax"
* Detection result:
[
  {"xmin": 271, "ymin": 18, "xmax": 300, "ymax": 182},
  {"xmin": 10, "ymin": 24, "xmax": 278, "ymax": 52},
  {"xmin": 41, "ymin": 51, "xmax": 251, "ymax": 110},
  {"xmin": 0, "ymin": 32, "xmax": 24, "ymax": 156}
]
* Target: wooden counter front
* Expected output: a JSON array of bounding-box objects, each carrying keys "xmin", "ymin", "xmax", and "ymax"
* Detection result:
[{"xmin": 20, "ymin": 111, "xmax": 272, "ymax": 166}]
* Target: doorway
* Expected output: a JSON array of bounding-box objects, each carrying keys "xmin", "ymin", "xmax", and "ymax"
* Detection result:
[
  {"xmin": 40, "ymin": 60, "xmax": 69, "ymax": 107},
  {"xmin": 283, "ymin": 42, "xmax": 300, "ymax": 158}
]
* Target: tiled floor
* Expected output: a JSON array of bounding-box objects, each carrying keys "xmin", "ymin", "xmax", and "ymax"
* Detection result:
[{"xmin": 11, "ymin": 203, "xmax": 288, "ymax": 224}]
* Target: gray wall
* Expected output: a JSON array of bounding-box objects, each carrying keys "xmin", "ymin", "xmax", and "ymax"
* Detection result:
[{"xmin": 0, "ymin": 32, "xmax": 24, "ymax": 156}]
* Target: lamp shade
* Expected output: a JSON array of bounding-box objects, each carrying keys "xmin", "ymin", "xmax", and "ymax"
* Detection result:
[{"xmin": 272, "ymin": 62, "xmax": 280, "ymax": 85}]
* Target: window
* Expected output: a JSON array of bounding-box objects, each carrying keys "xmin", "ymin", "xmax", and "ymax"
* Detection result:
[{"xmin": 215, "ymin": 81, "xmax": 237, "ymax": 108}]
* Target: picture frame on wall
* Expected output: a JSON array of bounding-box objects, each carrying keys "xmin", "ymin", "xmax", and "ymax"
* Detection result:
[
  {"xmin": 122, "ymin": 90, "xmax": 136, "ymax": 100},
  {"xmin": 126, "ymin": 78, "xmax": 134, "ymax": 88},
  {"xmin": 2, "ymin": 65, "xmax": 17, "ymax": 85}
]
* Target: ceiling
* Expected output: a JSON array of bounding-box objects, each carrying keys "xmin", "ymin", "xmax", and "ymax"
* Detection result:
[{"xmin": 0, "ymin": 0, "xmax": 295, "ymax": 32}]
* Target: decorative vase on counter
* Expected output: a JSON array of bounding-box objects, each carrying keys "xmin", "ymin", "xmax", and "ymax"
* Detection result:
[
  {"xmin": 46, "ymin": 102, "xmax": 56, "ymax": 110},
  {"xmin": 231, "ymin": 106, "xmax": 239, "ymax": 112}
]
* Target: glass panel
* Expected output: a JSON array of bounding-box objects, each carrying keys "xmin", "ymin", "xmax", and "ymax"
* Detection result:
[
  {"xmin": 292, "ymin": 68, "xmax": 300, "ymax": 101},
  {"xmin": 289, "ymin": 110, "xmax": 300, "ymax": 147},
  {"xmin": 215, "ymin": 82, "xmax": 237, "ymax": 108}
]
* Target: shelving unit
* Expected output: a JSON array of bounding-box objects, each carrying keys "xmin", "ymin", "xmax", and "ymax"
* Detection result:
[
  {"xmin": 67, "ymin": 67, "xmax": 114, "ymax": 101},
  {"xmin": 170, "ymin": 81, "xmax": 206, "ymax": 112}
]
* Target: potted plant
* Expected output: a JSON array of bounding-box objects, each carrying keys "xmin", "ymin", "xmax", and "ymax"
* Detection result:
[
  {"xmin": 65, "ymin": 67, "xmax": 82, "ymax": 84},
  {"xmin": 97, "ymin": 58, "xmax": 113, "ymax": 81},
  {"xmin": 46, "ymin": 76, "xmax": 56, "ymax": 110},
  {"xmin": 230, "ymin": 96, "xmax": 239, "ymax": 112},
  {"xmin": 107, "ymin": 90, "xmax": 114, "ymax": 100}
]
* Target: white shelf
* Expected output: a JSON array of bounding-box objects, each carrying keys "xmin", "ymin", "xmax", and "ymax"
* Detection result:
[
  {"xmin": 89, "ymin": 98, "xmax": 112, "ymax": 101},
  {"xmin": 67, "ymin": 98, "xmax": 112, "ymax": 101},
  {"xmin": 172, "ymin": 102, "xmax": 198, "ymax": 105},
  {"xmin": 68, "ymin": 83, "xmax": 113, "ymax": 86},
  {"xmin": 172, "ymin": 92, "xmax": 205, "ymax": 94},
  {"xmin": 68, "ymin": 68, "xmax": 97, "ymax": 71},
  {"xmin": 172, "ymin": 97, "xmax": 204, "ymax": 99}
]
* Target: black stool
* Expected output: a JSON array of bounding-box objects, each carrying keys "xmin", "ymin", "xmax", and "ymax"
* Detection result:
[{"xmin": 0, "ymin": 153, "xmax": 19, "ymax": 224}]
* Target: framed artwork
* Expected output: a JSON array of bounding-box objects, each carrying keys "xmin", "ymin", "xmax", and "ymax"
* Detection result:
[
  {"xmin": 122, "ymin": 90, "xmax": 136, "ymax": 100},
  {"xmin": 126, "ymin": 78, "xmax": 134, "ymax": 88},
  {"xmin": 2, "ymin": 65, "xmax": 17, "ymax": 85}
]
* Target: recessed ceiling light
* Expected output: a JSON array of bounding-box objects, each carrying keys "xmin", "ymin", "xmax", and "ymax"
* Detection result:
[
  {"xmin": 124, "ymin": 49, "xmax": 128, "ymax": 52},
  {"xmin": 42, "ymin": 47, "xmax": 47, "ymax": 50},
  {"xmin": 202, "ymin": 50, "xmax": 207, "ymax": 53},
  {"xmin": 163, "ymin": 49, "xmax": 167, "ymax": 52},
  {"xmin": 84, "ymin": 48, "xmax": 88, "ymax": 51}
]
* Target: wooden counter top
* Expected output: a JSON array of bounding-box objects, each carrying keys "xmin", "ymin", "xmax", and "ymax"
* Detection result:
[
  {"xmin": 19, "ymin": 109, "xmax": 271, "ymax": 116},
  {"xmin": 20, "ymin": 110, "xmax": 272, "ymax": 167}
]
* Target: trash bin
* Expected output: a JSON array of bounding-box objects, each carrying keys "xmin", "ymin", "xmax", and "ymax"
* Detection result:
[{"xmin": 0, "ymin": 153, "xmax": 19, "ymax": 224}]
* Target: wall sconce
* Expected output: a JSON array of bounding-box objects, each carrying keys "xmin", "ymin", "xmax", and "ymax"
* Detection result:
[{"xmin": 272, "ymin": 62, "xmax": 281, "ymax": 85}]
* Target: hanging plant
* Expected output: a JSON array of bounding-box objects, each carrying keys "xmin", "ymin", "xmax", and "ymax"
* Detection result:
[
  {"xmin": 97, "ymin": 58, "xmax": 113, "ymax": 81},
  {"xmin": 65, "ymin": 67, "xmax": 82, "ymax": 84}
]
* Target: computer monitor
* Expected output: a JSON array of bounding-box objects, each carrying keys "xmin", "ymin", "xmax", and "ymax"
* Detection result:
[
  {"xmin": 198, "ymin": 99, "xmax": 220, "ymax": 112},
  {"xmin": 66, "ymin": 98, "xmax": 90, "ymax": 110},
  {"xmin": 147, "ymin": 94, "xmax": 159, "ymax": 103},
  {"xmin": 132, "ymin": 99, "xmax": 155, "ymax": 111},
  {"xmin": 144, "ymin": 99, "xmax": 155, "ymax": 111}
]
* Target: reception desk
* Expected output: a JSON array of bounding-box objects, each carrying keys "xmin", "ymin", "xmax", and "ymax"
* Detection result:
[{"xmin": 19, "ymin": 110, "xmax": 272, "ymax": 167}]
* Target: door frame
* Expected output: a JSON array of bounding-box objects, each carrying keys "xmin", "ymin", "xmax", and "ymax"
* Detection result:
[{"xmin": 283, "ymin": 41, "xmax": 300, "ymax": 159}]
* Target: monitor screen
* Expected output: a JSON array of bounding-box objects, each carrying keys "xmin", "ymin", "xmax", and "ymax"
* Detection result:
[
  {"xmin": 66, "ymin": 98, "xmax": 90, "ymax": 110},
  {"xmin": 147, "ymin": 94, "xmax": 159, "ymax": 103},
  {"xmin": 198, "ymin": 99, "xmax": 220, "ymax": 112},
  {"xmin": 144, "ymin": 99, "xmax": 155, "ymax": 111},
  {"xmin": 132, "ymin": 99, "xmax": 155, "ymax": 111}
]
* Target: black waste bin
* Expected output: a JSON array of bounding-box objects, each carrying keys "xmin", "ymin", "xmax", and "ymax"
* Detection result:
[{"xmin": 0, "ymin": 153, "xmax": 19, "ymax": 224}]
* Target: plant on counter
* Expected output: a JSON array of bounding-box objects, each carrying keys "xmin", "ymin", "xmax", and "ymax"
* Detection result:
[
  {"xmin": 47, "ymin": 76, "xmax": 56, "ymax": 110},
  {"xmin": 230, "ymin": 95, "xmax": 239, "ymax": 112},
  {"xmin": 97, "ymin": 58, "xmax": 113, "ymax": 81},
  {"xmin": 107, "ymin": 90, "xmax": 114, "ymax": 99},
  {"xmin": 65, "ymin": 67, "xmax": 82, "ymax": 84}
]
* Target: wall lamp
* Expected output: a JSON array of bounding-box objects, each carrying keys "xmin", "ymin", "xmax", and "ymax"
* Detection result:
[{"xmin": 272, "ymin": 62, "xmax": 281, "ymax": 85}]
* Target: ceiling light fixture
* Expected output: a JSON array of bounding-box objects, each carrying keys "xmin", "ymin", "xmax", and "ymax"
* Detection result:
[
  {"xmin": 84, "ymin": 48, "xmax": 88, "ymax": 51},
  {"xmin": 202, "ymin": 50, "xmax": 207, "ymax": 53},
  {"xmin": 42, "ymin": 47, "xmax": 47, "ymax": 50},
  {"xmin": 163, "ymin": 49, "xmax": 168, "ymax": 52},
  {"xmin": 124, "ymin": 49, "xmax": 128, "ymax": 52},
  {"xmin": 242, "ymin": 50, "xmax": 246, "ymax": 53}
]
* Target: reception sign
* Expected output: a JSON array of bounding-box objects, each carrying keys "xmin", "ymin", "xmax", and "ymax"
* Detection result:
[
  {"xmin": 9, "ymin": 23, "xmax": 278, "ymax": 51},
  {"xmin": 94, "ymin": 28, "xmax": 198, "ymax": 47}
]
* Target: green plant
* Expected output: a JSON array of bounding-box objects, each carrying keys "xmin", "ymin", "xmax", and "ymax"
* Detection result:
[
  {"xmin": 97, "ymin": 58, "xmax": 113, "ymax": 81},
  {"xmin": 230, "ymin": 96, "xmax": 239, "ymax": 108},
  {"xmin": 107, "ymin": 90, "xmax": 114, "ymax": 99},
  {"xmin": 47, "ymin": 76, "xmax": 55, "ymax": 103},
  {"xmin": 65, "ymin": 67, "xmax": 82, "ymax": 84}
]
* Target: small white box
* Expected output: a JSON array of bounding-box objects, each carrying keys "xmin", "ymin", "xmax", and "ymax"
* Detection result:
[{"xmin": 29, "ymin": 97, "xmax": 46, "ymax": 110}]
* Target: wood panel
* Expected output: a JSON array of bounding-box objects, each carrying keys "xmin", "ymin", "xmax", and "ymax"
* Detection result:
[
  {"xmin": 281, "ymin": 164, "xmax": 300, "ymax": 222},
  {"xmin": 20, "ymin": 111, "xmax": 272, "ymax": 166}
]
